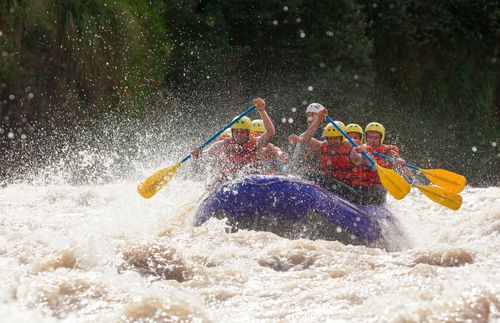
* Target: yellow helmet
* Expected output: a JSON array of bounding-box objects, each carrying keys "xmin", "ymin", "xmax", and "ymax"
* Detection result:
[
  {"xmin": 323, "ymin": 121, "xmax": 346, "ymax": 138},
  {"xmin": 251, "ymin": 119, "xmax": 265, "ymax": 133},
  {"xmin": 231, "ymin": 116, "xmax": 252, "ymax": 130},
  {"xmin": 365, "ymin": 122, "xmax": 385, "ymax": 143},
  {"xmin": 346, "ymin": 123, "xmax": 363, "ymax": 135}
]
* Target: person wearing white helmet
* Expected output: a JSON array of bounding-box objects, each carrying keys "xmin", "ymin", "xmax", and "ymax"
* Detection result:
[
  {"xmin": 191, "ymin": 97, "xmax": 276, "ymax": 182},
  {"xmin": 301, "ymin": 108, "xmax": 370, "ymax": 203},
  {"xmin": 288, "ymin": 103, "xmax": 325, "ymax": 144},
  {"xmin": 287, "ymin": 103, "xmax": 326, "ymax": 179}
]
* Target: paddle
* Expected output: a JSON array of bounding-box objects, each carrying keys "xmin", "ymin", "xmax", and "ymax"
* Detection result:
[
  {"xmin": 325, "ymin": 115, "xmax": 411, "ymax": 200},
  {"xmin": 372, "ymin": 151, "xmax": 466, "ymax": 194},
  {"xmin": 413, "ymin": 184, "xmax": 462, "ymax": 210},
  {"xmin": 137, "ymin": 104, "xmax": 257, "ymax": 199},
  {"xmin": 370, "ymin": 152, "xmax": 462, "ymax": 210}
]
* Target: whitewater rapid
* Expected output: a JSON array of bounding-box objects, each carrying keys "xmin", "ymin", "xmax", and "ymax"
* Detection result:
[{"xmin": 0, "ymin": 175, "xmax": 498, "ymax": 322}]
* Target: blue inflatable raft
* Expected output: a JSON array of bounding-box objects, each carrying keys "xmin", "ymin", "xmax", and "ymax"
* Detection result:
[{"xmin": 193, "ymin": 175, "xmax": 401, "ymax": 246}]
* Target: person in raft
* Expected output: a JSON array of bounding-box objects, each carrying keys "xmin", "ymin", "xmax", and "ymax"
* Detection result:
[
  {"xmin": 191, "ymin": 98, "xmax": 276, "ymax": 184},
  {"xmin": 348, "ymin": 122, "xmax": 408, "ymax": 204},
  {"xmin": 250, "ymin": 119, "xmax": 288, "ymax": 174},
  {"xmin": 287, "ymin": 103, "xmax": 326, "ymax": 181},
  {"xmin": 345, "ymin": 123, "xmax": 363, "ymax": 141},
  {"xmin": 300, "ymin": 108, "xmax": 375, "ymax": 204}
]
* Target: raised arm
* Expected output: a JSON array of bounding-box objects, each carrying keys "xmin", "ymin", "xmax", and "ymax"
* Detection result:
[
  {"xmin": 302, "ymin": 108, "xmax": 326, "ymax": 150},
  {"xmin": 254, "ymin": 98, "xmax": 276, "ymax": 147}
]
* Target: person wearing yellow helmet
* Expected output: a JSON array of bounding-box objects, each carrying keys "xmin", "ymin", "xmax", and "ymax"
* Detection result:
[
  {"xmin": 345, "ymin": 123, "xmax": 363, "ymax": 141},
  {"xmin": 301, "ymin": 108, "xmax": 368, "ymax": 201},
  {"xmin": 191, "ymin": 97, "xmax": 276, "ymax": 180},
  {"xmin": 250, "ymin": 119, "xmax": 265, "ymax": 137},
  {"xmin": 363, "ymin": 121, "xmax": 404, "ymax": 166},
  {"xmin": 348, "ymin": 122, "xmax": 407, "ymax": 205}
]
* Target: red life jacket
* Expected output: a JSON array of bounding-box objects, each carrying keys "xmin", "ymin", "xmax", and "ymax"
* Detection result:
[
  {"xmin": 319, "ymin": 141, "xmax": 357, "ymax": 184},
  {"xmin": 219, "ymin": 138, "xmax": 258, "ymax": 173},
  {"xmin": 352, "ymin": 144, "xmax": 400, "ymax": 186}
]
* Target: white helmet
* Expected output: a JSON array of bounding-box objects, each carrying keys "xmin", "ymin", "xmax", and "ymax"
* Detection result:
[{"xmin": 306, "ymin": 103, "xmax": 324, "ymax": 114}]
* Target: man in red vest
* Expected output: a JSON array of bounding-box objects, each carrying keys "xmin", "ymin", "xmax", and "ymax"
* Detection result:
[
  {"xmin": 191, "ymin": 98, "xmax": 276, "ymax": 183},
  {"xmin": 301, "ymin": 108, "xmax": 368, "ymax": 202},
  {"xmin": 350, "ymin": 122, "xmax": 407, "ymax": 205}
]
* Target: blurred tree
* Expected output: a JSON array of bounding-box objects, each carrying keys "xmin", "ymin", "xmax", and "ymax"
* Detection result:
[{"xmin": 0, "ymin": 0, "xmax": 169, "ymax": 122}]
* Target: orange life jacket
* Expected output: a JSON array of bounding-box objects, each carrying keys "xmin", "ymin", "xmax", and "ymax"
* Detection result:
[
  {"xmin": 219, "ymin": 138, "xmax": 258, "ymax": 174},
  {"xmin": 372, "ymin": 144, "xmax": 399, "ymax": 169},
  {"xmin": 352, "ymin": 144, "xmax": 400, "ymax": 186},
  {"xmin": 319, "ymin": 141, "xmax": 357, "ymax": 184}
]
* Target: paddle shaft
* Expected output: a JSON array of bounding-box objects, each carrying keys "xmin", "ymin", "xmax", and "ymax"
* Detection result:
[
  {"xmin": 372, "ymin": 151, "xmax": 419, "ymax": 171},
  {"xmin": 180, "ymin": 104, "xmax": 256, "ymax": 163},
  {"xmin": 325, "ymin": 115, "xmax": 376, "ymax": 165}
]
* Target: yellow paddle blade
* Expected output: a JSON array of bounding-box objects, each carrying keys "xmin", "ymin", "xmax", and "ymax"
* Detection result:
[
  {"xmin": 374, "ymin": 163, "xmax": 411, "ymax": 200},
  {"xmin": 415, "ymin": 185, "xmax": 462, "ymax": 210},
  {"xmin": 419, "ymin": 168, "xmax": 466, "ymax": 194},
  {"xmin": 137, "ymin": 163, "xmax": 182, "ymax": 199}
]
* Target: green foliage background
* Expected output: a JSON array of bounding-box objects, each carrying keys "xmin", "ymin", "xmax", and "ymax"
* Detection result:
[{"xmin": 0, "ymin": 0, "xmax": 498, "ymax": 184}]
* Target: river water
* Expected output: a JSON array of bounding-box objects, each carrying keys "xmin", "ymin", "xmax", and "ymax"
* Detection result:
[{"xmin": 0, "ymin": 160, "xmax": 499, "ymax": 322}]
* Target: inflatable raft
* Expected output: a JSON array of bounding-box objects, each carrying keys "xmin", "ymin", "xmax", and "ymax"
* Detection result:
[{"xmin": 193, "ymin": 175, "xmax": 401, "ymax": 246}]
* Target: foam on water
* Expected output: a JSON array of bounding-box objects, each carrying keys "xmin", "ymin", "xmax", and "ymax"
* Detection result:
[{"xmin": 0, "ymin": 173, "xmax": 499, "ymax": 322}]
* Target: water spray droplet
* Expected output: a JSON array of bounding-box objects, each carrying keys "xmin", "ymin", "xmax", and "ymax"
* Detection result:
[
  {"xmin": 472, "ymin": 146, "xmax": 477, "ymax": 152},
  {"xmin": 307, "ymin": 86, "xmax": 313, "ymax": 91}
]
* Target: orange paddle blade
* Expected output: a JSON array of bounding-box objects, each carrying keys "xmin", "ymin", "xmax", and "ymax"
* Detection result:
[
  {"xmin": 374, "ymin": 164, "xmax": 411, "ymax": 200},
  {"xmin": 419, "ymin": 168, "xmax": 466, "ymax": 194},
  {"xmin": 415, "ymin": 185, "xmax": 462, "ymax": 210},
  {"xmin": 137, "ymin": 163, "xmax": 181, "ymax": 199}
]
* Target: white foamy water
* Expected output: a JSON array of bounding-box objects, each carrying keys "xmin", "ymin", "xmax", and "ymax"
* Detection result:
[{"xmin": 0, "ymin": 174, "xmax": 499, "ymax": 322}]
